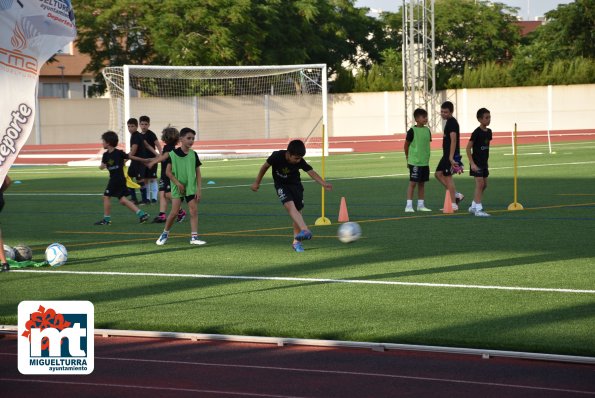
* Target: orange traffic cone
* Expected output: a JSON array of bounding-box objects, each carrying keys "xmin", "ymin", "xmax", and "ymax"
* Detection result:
[
  {"xmin": 338, "ymin": 197, "xmax": 349, "ymax": 222},
  {"xmin": 442, "ymin": 190, "xmax": 454, "ymax": 214}
]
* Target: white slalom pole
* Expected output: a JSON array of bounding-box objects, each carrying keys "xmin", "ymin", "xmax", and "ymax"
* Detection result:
[{"xmin": 547, "ymin": 85, "xmax": 553, "ymax": 154}]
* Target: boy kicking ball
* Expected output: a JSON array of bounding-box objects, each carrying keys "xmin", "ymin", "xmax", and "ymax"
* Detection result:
[{"xmin": 251, "ymin": 140, "xmax": 332, "ymax": 253}]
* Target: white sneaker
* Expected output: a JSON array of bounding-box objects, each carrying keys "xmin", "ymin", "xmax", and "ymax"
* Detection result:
[
  {"xmin": 405, "ymin": 206, "xmax": 415, "ymax": 213},
  {"xmin": 452, "ymin": 204, "xmax": 459, "ymax": 212},
  {"xmin": 475, "ymin": 210, "xmax": 491, "ymax": 217},
  {"xmin": 417, "ymin": 206, "xmax": 432, "ymax": 212},
  {"xmin": 190, "ymin": 236, "xmax": 207, "ymax": 245},
  {"xmin": 468, "ymin": 206, "xmax": 476, "ymax": 214},
  {"xmin": 156, "ymin": 232, "xmax": 169, "ymax": 245},
  {"xmin": 455, "ymin": 192, "xmax": 464, "ymax": 204}
]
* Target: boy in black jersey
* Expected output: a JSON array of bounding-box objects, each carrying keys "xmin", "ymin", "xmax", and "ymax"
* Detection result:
[
  {"xmin": 435, "ymin": 101, "xmax": 464, "ymax": 211},
  {"xmin": 251, "ymin": 140, "xmax": 332, "ymax": 253},
  {"xmin": 127, "ymin": 118, "xmax": 146, "ymax": 205},
  {"xmin": 139, "ymin": 115, "xmax": 161, "ymax": 204},
  {"xmin": 95, "ymin": 131, "xmax": 149, "ymax": 225},
  {"xmin": 1, "ymin": 175, "xmax": 11, "ymax": 272},
  {"xmin": 466, "ymin": 108, "xmax": 493, "ymax": 217}
]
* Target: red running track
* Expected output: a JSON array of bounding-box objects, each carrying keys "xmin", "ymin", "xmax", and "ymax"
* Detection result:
[{"xmin": 1, "ymin": 333, "xmax": 594, "ymax": 397}]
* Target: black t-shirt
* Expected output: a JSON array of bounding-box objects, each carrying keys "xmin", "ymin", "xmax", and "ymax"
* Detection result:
[
  {"xmin": 102, "ymin": 149, "xmax": 128, "ymax": 182},
  {"xmin": 266, "ymin": 150, "xmax": 313, "ymax": 186},
  {"xmin": 164, "ymin": 147, "xmax": 202, "ymax": 169},
  {"xmin": 160, "ymin": 143, "xmax": 176, "ymax": 179},
  {"xmin": 129, "ymin": 131, "xmax": 146, "ymax": 158},
  {"xmin": 470, "ymin": 127, "xmax": 492, "ymax": 168},
  {"xmin": 142, "ymin": 130, "xmax": 159, "ymax": 159},
  {"xmin": 442, "ymin": 117, "xmax": 460, "ymax": 158}
]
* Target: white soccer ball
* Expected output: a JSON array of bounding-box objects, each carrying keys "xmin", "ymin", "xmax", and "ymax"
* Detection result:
[
  {"xmin": 3, "ymin": 244, "xmax": 15, "ymax": 261},
  {"xmin": 13, "ymin": 244, "xmax": 33, "ymax": 261},
  {"xmin": 45, "ymin": 243, "xmax": 68, "ymax": 267},
  {"xmin": 337, "ymin": 222, "xmax": 362, "ymax": 244}
]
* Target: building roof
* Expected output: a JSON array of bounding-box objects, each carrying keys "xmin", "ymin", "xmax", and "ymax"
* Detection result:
[
  {"xmin": 514, "ymin": 20, "xmax": 544, "ymax": 37},
  {"xmin": 39, "ymin": 43, "xmax": 93, "ymax": 77}
]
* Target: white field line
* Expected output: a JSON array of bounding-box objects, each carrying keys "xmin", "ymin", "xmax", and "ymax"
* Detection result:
[
  {"xmin": 11, "ymin": 269, "xmax": 595, "ymax": 294},
  {"xmin": 5, "ymin": 160, "xmax": 595, "ymax": 195}
]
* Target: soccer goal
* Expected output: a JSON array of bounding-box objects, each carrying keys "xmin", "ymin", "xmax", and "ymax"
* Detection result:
[{"xmin": 102, "ymin": 64, "xmax": 328, "ymax": 158}]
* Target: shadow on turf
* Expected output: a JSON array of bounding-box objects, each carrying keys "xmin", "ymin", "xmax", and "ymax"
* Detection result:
[
  {"xmin": 65, "ymin": 244, "xmax": 203, "ymax": 266},
  {"xmin": 378, "ymin": 300, "xmax": 595, "ymax": 357}
]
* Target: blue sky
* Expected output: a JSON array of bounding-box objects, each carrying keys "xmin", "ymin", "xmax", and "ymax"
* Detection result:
[{"xmin": 355, "ymin": 0, "xmax": 575, "ymax": 20}]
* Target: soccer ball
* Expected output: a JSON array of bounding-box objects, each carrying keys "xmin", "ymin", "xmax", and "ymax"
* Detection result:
[
  {"xmin": 337, "ymin": 222, "xmax": 362, "ymax": 244},
  {"xmin": 3, "ymin": 244, "xmax": 15, "ymax": 261},
  {"xmin": 13, "ymin": 244, "xmax": 33, "ymax": 261},
  {"xmin": 45, "ymin": 243, "xmax": 68, "ymax": 267}
]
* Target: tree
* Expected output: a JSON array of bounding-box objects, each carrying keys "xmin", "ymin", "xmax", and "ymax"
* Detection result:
[
  {"xmin": 72, "ymin": 0, "xmax": 385, "ymax": 94},
  {"xmin": 521, "ymin": 0, "xmax": 595, "ymax": 61},
  {"xmin": 75, "ymin": 0, "xmax": 159, "ymax": 95},
  {"xmin": 376, "ymin": 0, "xmax": 521, "ymax": 90},
  {"xmin": 353, "ymin": 48, "xmax": 403, "ymax": 92}
]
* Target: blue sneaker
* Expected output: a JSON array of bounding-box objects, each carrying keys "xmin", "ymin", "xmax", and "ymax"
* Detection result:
[
  {"xmin": 156, "ymin": 232, "xmax": 169, "ymax": 245},
  {"xmin": 295, "ymin": 230, "xmax": 312, "ymax": 241},
  {"xmin": 292, "ymin": 242, "xmax": 304, "ymax": 252}
]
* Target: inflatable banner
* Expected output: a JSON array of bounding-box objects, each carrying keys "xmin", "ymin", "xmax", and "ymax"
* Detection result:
[{"xmin": 0, "ymin": 0, "xmax": 76, "ymax": 183}]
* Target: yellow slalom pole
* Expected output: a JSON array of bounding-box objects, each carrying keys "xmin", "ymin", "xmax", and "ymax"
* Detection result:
[
  {"xmin": 315, "ymin": 124, "xmax": 331, "ymax": 225},
  {"xmin": 507, "ymin": 123, "xmax": 524, "ymax": 211}
]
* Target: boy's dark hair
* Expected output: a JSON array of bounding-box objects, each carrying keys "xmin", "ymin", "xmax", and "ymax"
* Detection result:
[
  {"xmin": 180, "ymin": 127, "xmax": 196, "ymax": 137},
  {"xmin": 161, "ymin": 126, "xmax": 180, "ymax": 145},
  {"xmin": 287, "ymin": 139, "xmax": 306, "ymax": 157},
  {"xmin": 127, "ymin": 118, "xmax": 138, "ymax": 126},
  {"xmin": 476, "ymin": 107, "xmax": 490, "ymax": 119},
  {"xmin": 441, "ymin": 101, "xmax": 454, "ymax": 113},
  {"xmin": 102, "ymin": 131, "xmax": 119, "ymax": 147},
  {"xmin": 413, "ymin": 108, "xmax": 428, "ymax": 119},
  {"xmin": 139, "ymin": 115, "xmax": 150, "ymax": 123}
]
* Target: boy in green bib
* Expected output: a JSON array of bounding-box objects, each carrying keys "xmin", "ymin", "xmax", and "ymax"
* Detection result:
[
  {"xmin": 404, "ymin": 108, "xmax": 432, "ymax": 212},
  {"xmin": 156, "ymin": 128, "xmax": 206, "ymax": 245}
]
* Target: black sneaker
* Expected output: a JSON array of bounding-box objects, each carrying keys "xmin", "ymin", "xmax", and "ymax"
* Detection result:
[
  {"xmin": 94, "ymin": 219, "xmax": 111, "ymax": 225},
  {"xmin": 153, "ymin": 214, "xmax": 166, "ymax": 223},
  {"xmin": 139, "ymin": 213, "xmax": 149, "ymax": 223},
  {"xmin": 1, "ymin": 263, "xmax": 9, "ymax": 272}
]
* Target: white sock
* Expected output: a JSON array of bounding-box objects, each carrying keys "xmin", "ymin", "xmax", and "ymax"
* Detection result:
[
  {"xmin": 417, "ymin": 200, "xmax": 425, "ymax": 208},
  {"xmin": 471, "ymin": 201, "xmax": 477, "ymax": 208},
  {"xmin": 476, "ymin": 203, "xmax": 483, "ymax": 211},
  {"xmin": 151, "ymin": 181, "xmax": 159, "ymax": 200},
  {"xmin": 406, "ymin": 200, "xmax": 413, "ymax": 207}
]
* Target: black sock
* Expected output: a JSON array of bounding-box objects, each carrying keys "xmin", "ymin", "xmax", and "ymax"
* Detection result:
[{"xmin": 140, "ymin": 184, "xmax": 147, "ymax": 202}]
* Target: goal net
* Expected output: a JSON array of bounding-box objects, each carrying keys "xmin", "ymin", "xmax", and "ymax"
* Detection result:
[{"xmin": 102, "ymin": 64, "xmax": 328, "ymax": 159}]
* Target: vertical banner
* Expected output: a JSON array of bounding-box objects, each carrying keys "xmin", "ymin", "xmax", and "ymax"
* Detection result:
[{"xmin": 0, "ymin": 0, "xmax": 76, "ymax": 184}]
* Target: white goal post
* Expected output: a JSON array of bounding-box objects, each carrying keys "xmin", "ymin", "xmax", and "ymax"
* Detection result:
[{"xmin": 102, "ymin": 64, "xmax": 328, "ymax": 158}]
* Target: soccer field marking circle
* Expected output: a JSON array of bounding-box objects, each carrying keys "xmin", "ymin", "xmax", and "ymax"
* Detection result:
[{"xmin": 11, "ymin": 269, "xmax": 595, "ymax": 294}]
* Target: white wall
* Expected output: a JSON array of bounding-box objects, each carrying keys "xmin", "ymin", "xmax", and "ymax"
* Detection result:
[{"xmin": 30, "ymin": 84, "xmax": 595, "ymax": 145}]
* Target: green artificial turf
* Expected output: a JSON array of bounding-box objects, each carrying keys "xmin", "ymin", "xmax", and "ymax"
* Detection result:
[{"xmin": 1, "ymin": 140, "xmax": 594, "ymax": 356}]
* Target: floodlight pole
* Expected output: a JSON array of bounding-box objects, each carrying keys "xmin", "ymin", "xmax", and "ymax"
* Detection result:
[{"xmin": 402, "ymin": 0, "xmax": 437, "ymax": 132}]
